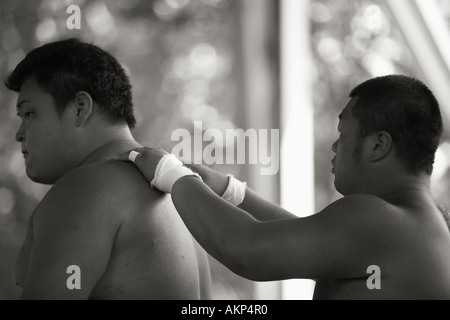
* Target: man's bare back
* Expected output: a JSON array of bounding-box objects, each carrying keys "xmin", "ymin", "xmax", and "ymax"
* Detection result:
[{"xmin": 16, "ymin": 160, "xmax": 211, "ymax": 299}]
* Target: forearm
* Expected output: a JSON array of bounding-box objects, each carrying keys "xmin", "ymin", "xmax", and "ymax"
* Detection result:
[{"xmin": 187, "ymin": 164, "xmax": 296, "ymax": 221}]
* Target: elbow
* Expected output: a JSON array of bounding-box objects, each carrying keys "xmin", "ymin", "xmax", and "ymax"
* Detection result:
[
  {"xmin": 223, "ymin": 251, "xmax": 254, "ymax": 280},
  {"xmin": 218, "ymin": 233, "xmax": 270, "ymax": 282},
  {"xmin": 225, "ymin": 249, "xmax": 271, "ymax": 282}
]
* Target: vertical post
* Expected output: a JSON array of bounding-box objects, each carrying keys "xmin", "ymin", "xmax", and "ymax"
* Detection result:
[
  {"xmin": 238, "ymin": 0, "xmax": 282, "ymax": 299},
  {"xmin": 280, "ymin": 0, "xmax": 315, "ymax": 300}
]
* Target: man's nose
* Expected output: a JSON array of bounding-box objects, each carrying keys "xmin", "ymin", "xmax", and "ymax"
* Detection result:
[{"xmin": 15, "ymin": 123, "xmax": 25, "ymax": 142}]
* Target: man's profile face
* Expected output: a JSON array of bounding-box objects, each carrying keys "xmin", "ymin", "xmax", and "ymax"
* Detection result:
[
  {"xmin": 331, "ymin": 98, "xmax": 364, "ymax": 195},
  {"xmin": 15, "ymin": 78, "xmax": 77, "ymax": 184}
]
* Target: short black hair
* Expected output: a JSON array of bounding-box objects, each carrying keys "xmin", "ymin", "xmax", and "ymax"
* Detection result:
[
  {"xmin": 4, "ymin": 38, "xmax": 136, "ymax": 128},
  {"xmin": 349, "ymin": 75, "xmax": 443, "ymax": 175}
]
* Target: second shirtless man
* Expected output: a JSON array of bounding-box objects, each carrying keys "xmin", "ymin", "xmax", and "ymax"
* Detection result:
[{"xmin": 6, "ymin": 38, "xmax": 211, "ymax": 299}]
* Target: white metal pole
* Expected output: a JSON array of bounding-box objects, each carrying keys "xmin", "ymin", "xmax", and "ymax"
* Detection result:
[{"xmin": 280, "ymin": 0, "xmax": 315, "ymax": 300}]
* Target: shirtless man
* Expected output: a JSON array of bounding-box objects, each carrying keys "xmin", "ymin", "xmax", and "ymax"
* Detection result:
[
  {"xmin": 5, "ymin": 38, "xmax": 211, "ymax": 299},
  {"xmin": 120, "ymin": 75, "xmax": 450, "ymax": 299}
]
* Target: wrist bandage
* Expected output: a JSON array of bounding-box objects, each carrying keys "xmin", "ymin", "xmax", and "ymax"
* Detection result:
[
  {"xmin": 221, "ymin": 174, "xmax": 247, "ymax": 206},
  {"xmin": 151, "ymin": 154, "xmax": 201, "ymax": 193}
]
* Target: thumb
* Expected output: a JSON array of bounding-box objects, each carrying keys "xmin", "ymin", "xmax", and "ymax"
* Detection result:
[
  {"xmin": 111, "ymin": 150, "xmax": 133, "ymax": 162},
  {"xmin": 111, "ymin": 149, "xmax": 145, "ymax": 162}
]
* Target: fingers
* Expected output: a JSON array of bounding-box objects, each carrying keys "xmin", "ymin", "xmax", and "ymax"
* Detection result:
[
  {"xmin": 112, "ymin": 151, "xmax": 132, "ymax": 162},
  {"xmin": 112, "ymin": 149, "xmax": 144, "ymax": 162},
  {"xmin": 111, "ymin": 147, "xmax": 169, "ymax": 163},
  {"xmin": 128, "ymin": 150, "xmax": 141, "ymax": 163}
]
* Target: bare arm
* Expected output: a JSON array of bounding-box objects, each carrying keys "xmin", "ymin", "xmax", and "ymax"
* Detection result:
[
  {"xmin": 187, "ymin": 163, "xmax": 297, "ymax": 221},
  {"xmin": 171, "ymin": 176, "xmax": 393, "ymax": 281},
  {"xmin": 116, "ymin": 148, "xmax": 396, "ymax": 281}
]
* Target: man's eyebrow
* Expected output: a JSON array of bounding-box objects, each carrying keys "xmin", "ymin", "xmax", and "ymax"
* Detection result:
[{"xmin": 16, "ymin": 100, "xmax": 30, "ymax": 110}]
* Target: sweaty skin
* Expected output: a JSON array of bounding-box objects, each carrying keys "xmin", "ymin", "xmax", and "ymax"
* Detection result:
[{"xmin": 15, "ymin": 79, "xmax": 211, "ymax": 299}]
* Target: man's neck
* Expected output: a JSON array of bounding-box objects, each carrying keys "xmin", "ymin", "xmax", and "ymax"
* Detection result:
[
  {"xmin": 81, "ymin": 126, "xmax": 142, "ymax": 165},
  {"xmin": 368, "ymin": 173, "xmax": 432, "ymax": 202}
]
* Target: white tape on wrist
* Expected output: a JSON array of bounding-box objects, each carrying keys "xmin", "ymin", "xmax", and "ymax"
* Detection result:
[
  {"xmin": 221, "ymin": 174, "xmax": 247, "ymax": 206},
  {"xmin": 151, "ymin": 154, "xmax": 201, "ymax": 193}
]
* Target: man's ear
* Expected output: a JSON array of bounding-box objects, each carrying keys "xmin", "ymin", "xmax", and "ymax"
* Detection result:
[
  {"xmin": 368, "ymin": 131, "xmax": 393, "ymax": 162},
  {"xmin": 73, "ymin": 91, "xmax": 93, "ymax": 127}
]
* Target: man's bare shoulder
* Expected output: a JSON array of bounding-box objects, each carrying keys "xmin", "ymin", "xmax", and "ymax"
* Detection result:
[
  {"xmin": 313, "ymin": 194, "xmax": 407, "ymax": 247},
  {"xmin": 58, "ymin": 160, "xmax": 151, "ymax": 191},
  {"xmin": 56, "ymin": 160, "xmax": 160, "ymax": 199},
  {"xmin": 315, "ymin": 193, "xmax": 446, "ymax": 250},
  {"xmin": 319, "ymin": 194, "xmax": 398, "ymax": 221},
  {"xmin": 323, "ymin": 193, "xmax": 442, "ymax": 224},
  {"xmin": 35, "ymin": 160, "xmax": 161, "ymax": 224}
]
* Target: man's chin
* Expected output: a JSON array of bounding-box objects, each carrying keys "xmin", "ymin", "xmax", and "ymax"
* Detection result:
[
  {"xmin": 26, "ymin": 168, "xmax": 57, "ymax": 185},
  {"xmin": 333, "ymin": 178, "xmax": 347, "ymax": 196}
]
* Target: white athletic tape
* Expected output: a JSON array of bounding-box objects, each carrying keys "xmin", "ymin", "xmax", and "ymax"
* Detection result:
[
  {"xmin": 221, "ymin": 174, "xmax": 247, "ymax": 206},
  {"xmin": 151, "ymin": 154, "xmax": 201, "ymax": 193}
]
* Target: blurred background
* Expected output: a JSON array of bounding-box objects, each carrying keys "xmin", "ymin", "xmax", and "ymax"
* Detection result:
[{"xmin": 1, "ymin": 0, "xmax": 450, "ymax": 300}]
